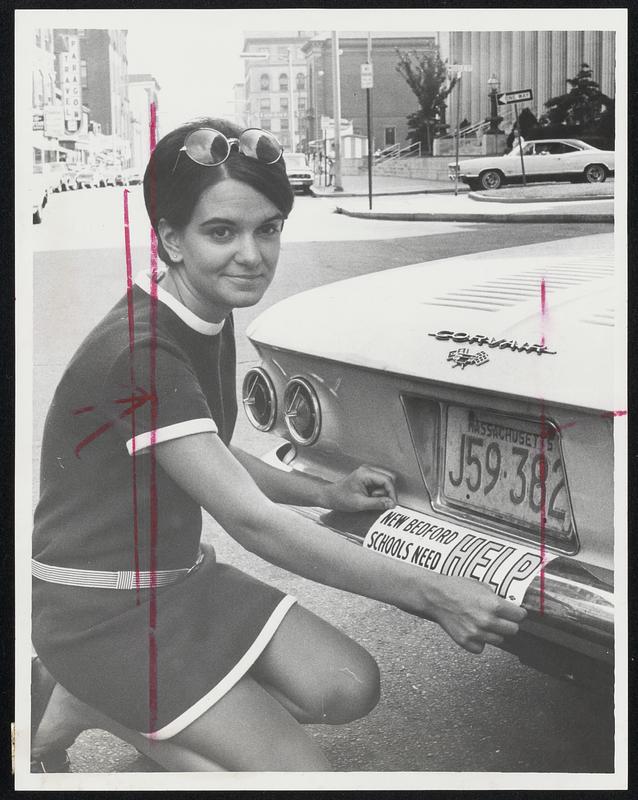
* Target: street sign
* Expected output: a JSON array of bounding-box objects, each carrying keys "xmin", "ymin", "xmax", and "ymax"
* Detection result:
[
  {"xmin": 361, "ymin": 63, "xmax": 373, "ymax": 89},
  {"xmin": 32, "ymin": 113, "xmax": 44, "ymax": 132},
  {"xmin": 497, "ymin": 89, "xmax": 533, "ymax": 105}
]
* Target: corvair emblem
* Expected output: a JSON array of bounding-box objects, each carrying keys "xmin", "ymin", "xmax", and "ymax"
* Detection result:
[
  {"xmin": 429, "ymin": 330, "xmax": 557, "ymax": 356},
  {"xmin": 447, "ymin": 348, "xmax": 489, "ymax": 369}
]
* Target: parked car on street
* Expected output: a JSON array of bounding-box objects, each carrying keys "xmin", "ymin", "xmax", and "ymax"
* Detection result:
[
  {"xmin": 448, "ymin": 139, "xmax": 615, "ymax": 190},
  {"xmin": 54, "ymin": 170, "xmax": 78, "ymax": 193},
  {"xmin": 284, "ymin": 153, "xmax": 314, "ymax": 194},
  {"xmin": 243, "ymin": 233, "xmax": 617, "ymax": 691},
  {"xmin": 32, "ymin": 174, "xmax": 49, "ymax": 224},
  {"xmin": 123, "ymin": 168, "xmax": 142, "ymax": 185},
  {"xmin": 75, "ymin": 169, "xmax": 101, "ymax": 189}
]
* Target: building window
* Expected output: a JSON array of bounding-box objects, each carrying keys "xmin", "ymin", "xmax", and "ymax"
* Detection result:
[
  {"xmin": 260, "ymin": 73, "xmax": 270, "ymax": 91},
  {"xmin": 278, "ymin": 47, "xmax": 288, "ymax": 60},
  {"xmin": 261, "ymin": 118, "xmax": 271, "ymax": 131},
  {"xmin": 281, "ymin": 118, "xmax": 289, "ymax": 130},
  {"xmin": 80, "ymin": 60, "xmax": 88, "ymax": 90},
  {"xmin": 296, "ymin": 72, "xmax": 305, "ymax": 91},
  {"xmin": 279, "ymin": 73, "xmax": 288, "ymax": 92},
  {"xmin": 260, "ymin": 97, "xmax": 271, "ymax": 112},
  {"xmin": 280, "ymin": 97, "xmax": 289, "ymax": 112},
  {"xmin": 384, "ymin": 126, "xmax": 396, "ymax": 146},
  {"xmin": 298, "ymin": 98, "xmax": 306, "ymax": 112}
]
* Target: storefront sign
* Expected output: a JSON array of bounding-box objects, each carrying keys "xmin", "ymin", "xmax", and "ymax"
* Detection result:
[{"xmin": 59, "ymin": 35, "xmax": 82, "ymax": 129}]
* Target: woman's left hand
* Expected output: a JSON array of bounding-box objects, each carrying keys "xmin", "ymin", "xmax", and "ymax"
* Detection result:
[{"xmin": 323, "ymin": 466, "xmax": 397, "ymax": 512}]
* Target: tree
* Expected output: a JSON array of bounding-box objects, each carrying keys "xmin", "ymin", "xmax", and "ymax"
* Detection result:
[
  {"xmin": 544, "ymin": 63, "xmax": 613, "ymax": 126},
  {"xmin": 395, "ymin": 49, "xmax": 458, "ymax": 154}
]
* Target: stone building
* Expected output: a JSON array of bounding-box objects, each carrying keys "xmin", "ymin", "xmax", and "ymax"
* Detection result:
[
  {"xmin": 302, "ymin": 32, "xmax": 438, "ymax": 153},
  {"xmin": 241, "ymin": 32, "xmax": 313, "ymax": 152},
  {"xmin": 445, "ymin": 30, "xmax": 616, "ymax": 132},
  {"xmin": 128, "ymin": 74, "xmax": 161, "ymax": 170}
]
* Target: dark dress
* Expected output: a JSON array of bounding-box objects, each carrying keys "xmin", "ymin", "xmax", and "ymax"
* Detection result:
[{"xmin": 32, "ymin": 271, "xmax": 295, "ymax": 738}]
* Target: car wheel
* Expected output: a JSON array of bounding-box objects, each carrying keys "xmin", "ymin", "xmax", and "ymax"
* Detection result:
[
  {"xmin": 583, "ymin": 163, "xmax": 607, "ymax": 183},
  {"xmin": 479, "ymin": 170, "xmax": 503, "ymax": 190},
  {"xmin": 33, "ymin": 209, "xmax": 42, "ymax": 224}
]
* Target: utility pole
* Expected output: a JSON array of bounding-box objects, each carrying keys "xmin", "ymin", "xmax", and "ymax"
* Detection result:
[{"xmin": 331, "ymin": 30, "xmax": 343, "ymax": 192}]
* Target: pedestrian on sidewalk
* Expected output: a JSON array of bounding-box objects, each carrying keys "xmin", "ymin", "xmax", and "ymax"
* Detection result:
[
  {"xmin": 31, "ymin": 117, "xmax": 525, "ymax": 773},
  {"xmin": 327, "ymin": 156, "xmax": 334, "ymax": 187}
]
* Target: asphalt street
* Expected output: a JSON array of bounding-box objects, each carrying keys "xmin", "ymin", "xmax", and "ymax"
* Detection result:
[{"xmin": 26, "ymin": 186, "xmax": 615, "ymax": 775}]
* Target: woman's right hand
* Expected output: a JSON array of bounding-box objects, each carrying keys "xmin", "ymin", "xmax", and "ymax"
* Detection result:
[{"xmin": 418, "ymin": 574, "xmax": 527, "ymax": 654}]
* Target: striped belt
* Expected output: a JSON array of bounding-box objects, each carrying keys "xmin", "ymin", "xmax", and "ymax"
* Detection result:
[{"xmin": 31, "ymin": 552, "xmax": 204, "ymax": 590}]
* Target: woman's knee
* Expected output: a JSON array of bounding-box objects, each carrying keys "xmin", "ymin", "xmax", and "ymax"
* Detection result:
[{"xmin": 318, "ymin": 648, "xmax": 381, "ymax": 724}]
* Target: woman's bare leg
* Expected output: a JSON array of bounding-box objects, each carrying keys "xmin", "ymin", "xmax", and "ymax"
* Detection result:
[
  {"xmin": 32, "ymin": 682, "xmax": 226, "ymax": 772},
  {"xmin": 170, "ymin": 673, "xmax": 331, "ymax": 771},
  {"xmin": 250, "ymin": 603, "xmax": 381, "ymax": 725}
]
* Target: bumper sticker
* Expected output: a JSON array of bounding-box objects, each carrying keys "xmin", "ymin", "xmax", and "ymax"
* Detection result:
[{"xmin": 363, "ymin": 505, "xmax": 558, "ymax": 606}]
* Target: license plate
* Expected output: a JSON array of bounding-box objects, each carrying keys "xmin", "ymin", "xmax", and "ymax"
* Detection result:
[{"xmin": 442, "ymin": 405, "xmax": 574, "ymax": 545}]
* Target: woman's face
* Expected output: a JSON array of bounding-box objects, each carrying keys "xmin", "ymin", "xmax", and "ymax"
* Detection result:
[{"xmin": 159, "ymin": 178, "xmax": 284, "ymax": 322}]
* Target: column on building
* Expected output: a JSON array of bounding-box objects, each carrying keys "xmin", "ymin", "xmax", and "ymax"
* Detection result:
[
  {"xmin": 477, "ymin": 32, "xmax": 491, "ymax": 123},
  {"xmin": 509, "ymin": 31, "xmax": 525, "ymax": 93},
  {"xmin": 469, "ymin": 31, "xmax": 481, "ymax": 123},
  {"xmin": 536, "ymin": 31, "xmax": 552, "ymax": 113},
  {"xmin": 550, "ymin": 31, "xmax": 568, "ymax": 98},
  {"xmin": 522, "ymin": 31, "xmax": 538, "ymax": 107},
  {"xmin": 600, "ymin": 31, "xmax": 616, "ymax": 97},
  {"xmin": 566, "ymin": 30, "xmax": 584, "ymax": 80},
  {"xmin": 583, "ymin": 31, "xmax": 603, "ymax": 85},
  {"xmin": 460, "ymin": 31, "xmax": 472, "ymax": 125}
]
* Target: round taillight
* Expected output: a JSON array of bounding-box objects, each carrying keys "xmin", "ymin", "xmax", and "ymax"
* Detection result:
[
  {"xmin": 283, "ymin": 377, "xmax": 321, "ymax": 446},
  {"xmin": 242, "ymin": 368, "xmax": 276, "ymax": 431}
]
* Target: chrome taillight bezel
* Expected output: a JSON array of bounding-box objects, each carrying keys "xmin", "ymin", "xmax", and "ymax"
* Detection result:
[
  {"xmin": 242, "ymin": 367, "xmax": 277, "ymax": 432},
  {"xmin": 283, "ymin": 376, "xmax": 321, "ymax": 446}
]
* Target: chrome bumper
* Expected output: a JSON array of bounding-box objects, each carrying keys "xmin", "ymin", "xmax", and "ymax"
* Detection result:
[{"xmin": 265, "ymin": 443, "xmax": 614, "ymax": 686}]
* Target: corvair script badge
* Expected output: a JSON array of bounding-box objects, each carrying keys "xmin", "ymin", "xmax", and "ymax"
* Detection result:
[
  {"xmin": 429, "ymin": 330, "xmax": 557, "ymax": 355},
  {"xmin": 447, "ymin": 348, "xmax": 489, "ymax": 369}
]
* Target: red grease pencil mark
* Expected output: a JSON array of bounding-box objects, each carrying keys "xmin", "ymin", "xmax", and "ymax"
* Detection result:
[
  {"xmin": 124, "ymin": 189, "xmax": 142, "ymax": 600},
  {"xmin": 74, "ymin": 421, "xmax": 114, "ymax": 458},
  {"xmin": 600, "ymin": 409, "xmax": 628, "ymax": 418},
  {"xmin": 147, "ymin": 100, "xmax": 159, "ymax": 736},
  {"xmin": 72, "ymin": 405, "xmax": 95, "ymax": 415}
]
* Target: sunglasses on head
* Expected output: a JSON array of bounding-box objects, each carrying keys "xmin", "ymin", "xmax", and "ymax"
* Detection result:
[{"xmin": 171, "ymin": 127, "xmax": 284, "ymax": 174}]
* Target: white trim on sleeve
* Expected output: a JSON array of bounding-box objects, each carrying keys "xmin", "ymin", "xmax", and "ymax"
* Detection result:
[{"xmin": 126, "ymin": 418, "xmax": 218, "ymax": 455}]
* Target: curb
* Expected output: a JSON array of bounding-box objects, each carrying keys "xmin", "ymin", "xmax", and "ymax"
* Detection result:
[
  {"xmin": 468, "ymin": 190, "xmax": 615, "ymax": 204},
  {"xmin": 334, "ymin": 207, "xmax": 614, "ymax": 224},
  {"xmin": 310, "ymin": 186, "xmax": 469, "ymax": 199}
]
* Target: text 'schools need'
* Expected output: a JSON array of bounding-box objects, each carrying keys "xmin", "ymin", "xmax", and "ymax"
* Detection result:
[{"xmin": 363, "ymin": 506, "xmax": 557, "ymax": 605}]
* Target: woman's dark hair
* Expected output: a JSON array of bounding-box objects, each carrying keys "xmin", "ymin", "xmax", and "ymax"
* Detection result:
[{"xmin": 143, "ymin": 117, "xmax": 295, "ymax": 265}]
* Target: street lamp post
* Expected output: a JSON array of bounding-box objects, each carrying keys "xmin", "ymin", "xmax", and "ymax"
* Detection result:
[{"xmin": 485, "ymin": 73, "xmax": 505, "ymax": 156}]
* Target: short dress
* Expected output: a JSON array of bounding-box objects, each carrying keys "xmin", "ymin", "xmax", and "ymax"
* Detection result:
[{"xmin": 32, "ymin": 270, "xmax": 296, "ymax": 738}]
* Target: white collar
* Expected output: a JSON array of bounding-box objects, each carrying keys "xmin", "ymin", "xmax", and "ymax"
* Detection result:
[{"xmin": 135, "ymin": 270, "xmax": 226, "ymax": 336}]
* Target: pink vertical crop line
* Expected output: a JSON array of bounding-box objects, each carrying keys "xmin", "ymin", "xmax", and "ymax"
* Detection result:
[
  {"xmin": 148, "ymin": 101, "xmax": 159, "ymax": 734},
  {"xmin": 539, "ymin": 278, "xmax": 547, "ymax": 613},
  {"xmin": 123, "ymin": 189, "xmax": 142, "ymax": 599}
]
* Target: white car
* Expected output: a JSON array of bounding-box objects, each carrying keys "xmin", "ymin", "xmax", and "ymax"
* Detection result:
[
  {"xmin": 284, "ymin": 153, "xmax": 314, "ymax": 194},
  {"xmin": 243, "ymin": 233, "xmax": 619, "ymax": 691},
  {"xmin": 449, "ymin": 139, "xmax": 615, "ymax": 190}
]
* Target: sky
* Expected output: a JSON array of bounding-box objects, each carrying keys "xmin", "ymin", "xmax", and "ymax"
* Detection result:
[{"xmin": 125, "ymin": 16, "xmax": 247, "ymax": 133}]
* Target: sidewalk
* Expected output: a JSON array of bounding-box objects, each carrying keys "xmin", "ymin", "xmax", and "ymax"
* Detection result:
[
  {"xmin": 310, "ymin": 174, "xmax": 614, "ymax": 224},
  {"xmin": 311, "ymin": 173, "xmax": 460, "ymax": 197}
]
